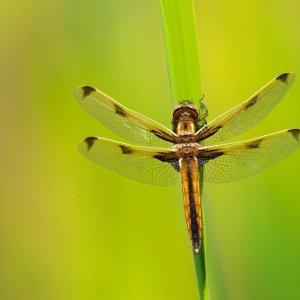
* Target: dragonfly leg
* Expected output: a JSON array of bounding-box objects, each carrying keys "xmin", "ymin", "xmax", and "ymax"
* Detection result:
[{"xmin": 199, "ymin": 96, "xmax": 208, "ymax": 121}]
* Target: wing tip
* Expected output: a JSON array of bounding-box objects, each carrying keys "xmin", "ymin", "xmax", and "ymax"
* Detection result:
[
  {"xmin": 276, "ymin": 73, "xmax": 296, "ymax": 84},
  {"xmin": 74, "ymin": 85, "xmax": 96, "ymax": 100},
  {"xmin": 79, "ymin": 136, "xmax": 98, "ymax": 152},
  {"xmin": 287, "ymin": 128, "xmax": 300, "ymax": 142}
]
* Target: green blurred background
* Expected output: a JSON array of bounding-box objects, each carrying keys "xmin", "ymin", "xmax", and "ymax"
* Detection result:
[{"xmin": 1, "ymin": 1, "xmax": 299, "ymax": 299}]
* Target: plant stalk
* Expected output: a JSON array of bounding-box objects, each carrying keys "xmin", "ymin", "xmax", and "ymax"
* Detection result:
[{"xmin": 159, "ymin": 1, "xmax": 209, "ymax": 299}]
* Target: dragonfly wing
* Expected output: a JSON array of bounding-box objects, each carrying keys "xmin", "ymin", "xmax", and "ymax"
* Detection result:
[
  {"xmin": 75, "ymin": 86, "xmax": 177, "ymax": 147},
  {"xmin": 196, "ymin": 73, "xmax": 296, "ymax": 145},
  {"xmin": 79, "ymin": 137, "xmax": 180, "ymax": 186},
  {"xmin": 196, "ymin": 129, "xmax": 300, "ymax": 183}
]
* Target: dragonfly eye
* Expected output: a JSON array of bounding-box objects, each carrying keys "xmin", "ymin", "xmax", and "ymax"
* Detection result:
[{"xmin": 173, "ymin": 103, "xmax": 199, "ymax": 120}]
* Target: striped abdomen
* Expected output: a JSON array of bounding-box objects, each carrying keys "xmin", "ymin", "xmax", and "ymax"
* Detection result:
[{"xmin": 179, "ymin": 157, "xmax": 202, "ymax": 254}]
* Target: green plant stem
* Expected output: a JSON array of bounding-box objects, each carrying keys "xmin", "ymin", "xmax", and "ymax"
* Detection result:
[
  {"xmin": 159, "ymin": 0, "xmax": 202, "ymax": 105},
  {"xmin": 159, "ymin": 1, "xmax": 209, "ymax": 299},
  {"xmin": 193, "ymin": 245, "xmax": 207, "ymax": 299}
]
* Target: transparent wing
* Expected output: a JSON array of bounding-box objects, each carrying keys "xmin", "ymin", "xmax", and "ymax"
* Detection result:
[
  {"xmin": 196, "ymin": 73, "xmax": 296, "ymax": 145},
  {"xmin": 75, "ymin": 86, "xmax": 177, "ymax": 147},
  {"xmin": 197, "ymin": 129, "xmax": 300, "ymax": 183},
  {"xmin": 79, "ymin": 137, "xmax": 180, "ymax": 186}
]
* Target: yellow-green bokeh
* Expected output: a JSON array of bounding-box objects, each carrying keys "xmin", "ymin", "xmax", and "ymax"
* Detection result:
[{"xmin": 0, "ymin": 1, "xmax": 299, "ymax": 300}]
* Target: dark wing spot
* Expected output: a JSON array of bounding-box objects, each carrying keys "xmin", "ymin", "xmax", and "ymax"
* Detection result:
[
  {"xmin": 197, "ymin": 158, "xmax": 210, "ymax": 167},
  {"xmin": 208, "ymin": 149, "xmax": 224, "ymax": 159},
  {"xmin": 288, "ymin": 128, "xmax": 300, "ymax": 141},
  {"xmin": 199, "ymin": 125, "xmax": 222, "ymax": 142},
  {"xmin": 169, "ymin": 160, "xmax": 180, "ymax": 172},
  {"xmin": 246, "ymin": 139, "xmax": 262, "ymax": 149},
  {"xmin": 82, "ymin": 86, "xmax": 96, "ymax": 97},
  {"xmin": 150, "ymin": 129, "xmax": 160, "ymax": 137},
  {"xmin": 150, "ymin": 129, "xmax": 166, "ymax": 140},
  {"xmin": 198, "ymin": 149, "xmax": 224, "ymax": 163},
  {"xmin": 119, "ymin": 145, "xmax": 133, "ymax": 154},
  {"xmin": 114, "ymin": 104, "xmax": 127, "ymax": 117},
  {"xmin": 244, "ymin": 95, "xmax": 258, "ymax": 110},
  {"xmin": 154, "ymin": 153, "xmax": 180, "ymax": 171},
  {"xmin": 154, "ymin": 152, "xmax": 166, "ymax": 162},
  {"xmin": 154, "ymin": 152, "xmax": 177, "ymax": 162},
  {"xmin": 150, "ymin": 129, "xmax": 176, "ymax": 143},
  {"xmin": 276, "ymin": 73, "xmax": 289, "ymax": 84},
  {"xmin": 85, "ymin": 137, "xmax": 97, "ymax": 150}
]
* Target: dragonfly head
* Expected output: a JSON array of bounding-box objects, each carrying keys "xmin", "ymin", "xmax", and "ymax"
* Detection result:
[
  {"xmin": 172, "ymin": 102, "xmax": 199, "ymax": 133},
  {"xmin": 173, "ymin": 102, "xmax": 199, "ymax": 121}
]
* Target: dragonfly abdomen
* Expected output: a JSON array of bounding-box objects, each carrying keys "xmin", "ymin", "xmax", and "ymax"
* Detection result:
[{"xmin": 179, "ymin": 157, "xmax": 202, "ymax": 254}]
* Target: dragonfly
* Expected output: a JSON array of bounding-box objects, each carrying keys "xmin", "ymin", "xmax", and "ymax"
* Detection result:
[{"xmin": 75, "ymin": 73, "xmax": 300, "ymax": 254}]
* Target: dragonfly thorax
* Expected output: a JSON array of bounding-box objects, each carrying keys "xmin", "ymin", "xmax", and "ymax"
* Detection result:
[
  {"xmin": 177, "ymin": 134, "xmax": 196, "ymax": 143},
  {"xmin": 174, "ymin": 143, "xmax": 200, "ymax": 157}
]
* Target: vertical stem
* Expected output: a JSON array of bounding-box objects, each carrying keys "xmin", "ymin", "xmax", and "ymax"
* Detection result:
[
  {"xmin": 159, "ymin": 1, "xmax": 209, "ymax": 299},
  {"xmin": 159, "ymin": 0, "xmax": 202, "ymax": 106},
  {"xmin": 194, "ymin": 246, "xmax": 207, "ymax": 300}
]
